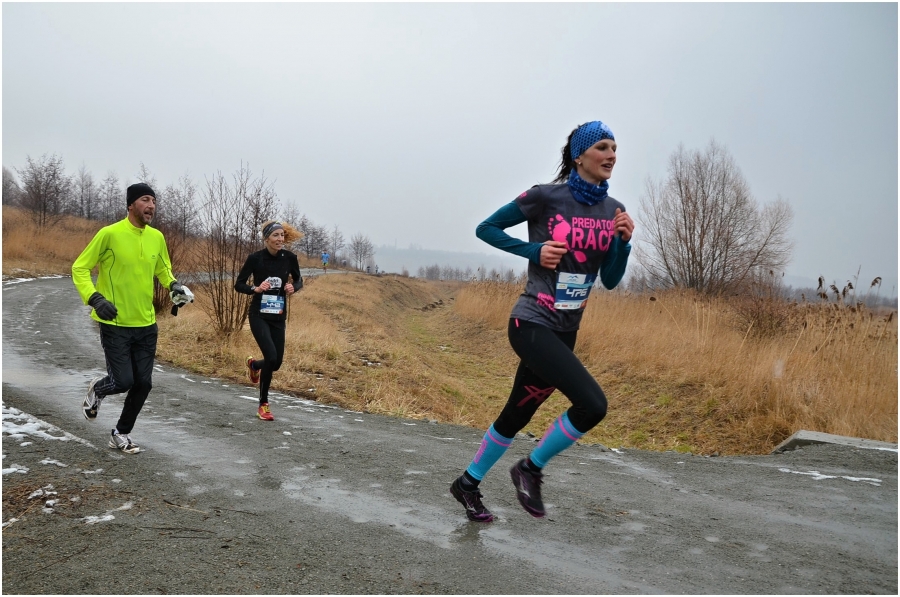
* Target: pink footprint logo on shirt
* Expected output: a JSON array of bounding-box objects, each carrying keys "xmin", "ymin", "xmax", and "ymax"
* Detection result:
[{"xmin": 548, "ymin": 214, "xmax": 586, "ymax": 263}]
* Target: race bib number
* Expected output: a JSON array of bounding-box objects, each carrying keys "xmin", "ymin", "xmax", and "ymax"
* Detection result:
[
  {"xmin": 260, "ymin": 293, "xmax": 285, "ymax": 315},
  {"xmin": 554, "ymin": 272, "xmax": 595, "ymax": 310}
]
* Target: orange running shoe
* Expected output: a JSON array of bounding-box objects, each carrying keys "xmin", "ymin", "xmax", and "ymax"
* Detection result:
[
  {"xmin": 257, "ymin": 403, "xmax": 274, "ymax": 421},
  {"xmin": 246, "ymin": 356, "xmax": 260, "ymax": 384}
]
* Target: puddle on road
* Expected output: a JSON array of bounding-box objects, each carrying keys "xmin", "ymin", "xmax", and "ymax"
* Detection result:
[
  {"xmin": 280, "ymin": 474, "xmax": 653, "ymax": 591},
  {"xmin": 590, "ymin": 453, "xmax": 676, "ymax": 486},
  {"xmin": 2, "ymin": 350, "xmax": 93, "ymax": 395},
  {"xmin": 3, "ymin": 348, "xmax": 260, "ymax": 486},
  {"xmin": 282, "ymin": 475, "xmax": 461, "ymax": 549}
]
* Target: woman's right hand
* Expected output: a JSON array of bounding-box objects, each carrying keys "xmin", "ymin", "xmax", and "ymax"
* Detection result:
[
  {"xmin": 256, "ymin": 281, "xmax": 271, "ymax": 293},
  {"xmin": 540, "ymin": 241, "xmax": 568, "ymax": 269}
]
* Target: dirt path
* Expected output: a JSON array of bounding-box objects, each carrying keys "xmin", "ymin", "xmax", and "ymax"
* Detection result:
[{"xmin": 2, "ymin": 276, "xmax": 897, "ymax": 594}]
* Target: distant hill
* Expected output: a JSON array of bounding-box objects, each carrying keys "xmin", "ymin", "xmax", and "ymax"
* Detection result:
[{"xmin": 371, "ymin": 245, "xmax": 526, "ymax": 277}]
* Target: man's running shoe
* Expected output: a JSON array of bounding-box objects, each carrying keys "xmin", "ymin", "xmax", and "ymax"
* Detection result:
[
  {"xmin": 108, "ymin": 430, "xmax": 141, "ymax": 454},
  {"xmin": 83, "ymin": 376, "xmax": 104, "ymax": 420},
  {"xmin": 257, "ymin": 403, "xmax": 274, "ymax": 421},
  {"xmin": 450, "ymin": 477, "xmax": 494, "ymax": 522},
  {"xmin": 246, "ymin": 357, "xmax": 260, "ymax": 384},
  {"xmin": 510, "ymin": 459, "xmax": 545, "ymax": 518}
]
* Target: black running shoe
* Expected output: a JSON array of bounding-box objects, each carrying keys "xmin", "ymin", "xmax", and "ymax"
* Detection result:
[
  {"xmin": 510, "ymin": 459, "xmax": 545, "ymax": 518},
  {"xmin": 450, "ymin": 477, "xmax": 494, "ymax": 523},
  {"xmin": 83, "ymin": 376, "xmax": 104, "ymax": 420}
]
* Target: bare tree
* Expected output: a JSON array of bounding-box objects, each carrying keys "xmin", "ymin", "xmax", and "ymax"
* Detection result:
[
  {"xmin": 281, "ymin": 200, "xmax": 302, "ymax": 229},
  {"xmin": 240, "ymin": 165, "xmax": 280, "ymax": 244},
  {"xmin": 294, "ymin": 214, "xmax": 329, "ymax": 259},
  {"xmin": 295, "ymin": 215, "xmax": 312, "ymax": 255},
  {"xmin": 73, "ymin": 164, "xmax": 97, "ymax": 219},
  {"xmin": 309, "ymin": 225, "xmax": 329, "ymax": 258},
  {"xmin": 134, "ymin": 162, "xmax": 157, "ymax": 190},
  {"xmin": 16, "ymin": 154, "xmax": 71, "ymax": 227},
  {"xmin": 163, "ymin": 173, "xmax": 199, "ymax": 244},
  {"xmin": 97, "ymin": 172, "xmax": 122, "ymax": 223},
  {"xmin": 637, "ymin": 140, "xmax": 793, "ymax": 295},
  {"xmin": 421, "ymin": 264, "xmax": 441, "ymax": 280},
  {"xmin": 329, "ymin": 224, "xmax": 345, "ymax": 264},
  {"xmin": 152, "ymin": 174, "xmax": 198, "ymax": 314},
  {"xmin": 134, "ymin": 162, "xmax": 160, "ymax": 221},
  {"xmin": 2, "ymin": 166, "xmax": 22, "ymax": 206},
  {"xmin": 193, "ymin": 164, "xmax": 279, "ymax": 336},
  {"xmin": 348, "ymin": 232, "xmax": 374, "ymax": 270}
]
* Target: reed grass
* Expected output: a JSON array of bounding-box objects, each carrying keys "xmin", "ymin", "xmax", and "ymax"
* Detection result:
[{"xmin": 456, "ymin": 282, "xmax": 898, "ymax": 453}]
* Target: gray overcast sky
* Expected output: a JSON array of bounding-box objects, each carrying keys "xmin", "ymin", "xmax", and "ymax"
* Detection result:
[{"xmin": 3, "ymin": 3, "xmax": 897, "ymax": 292}]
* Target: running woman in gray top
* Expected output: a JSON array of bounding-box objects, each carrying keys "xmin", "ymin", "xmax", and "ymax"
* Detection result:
[{"xmin": 450, "ymin": 121, "xmax": 634, "ymax": 522}]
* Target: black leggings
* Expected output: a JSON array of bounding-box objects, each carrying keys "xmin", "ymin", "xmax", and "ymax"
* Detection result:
[
  {"xmin": 493, "ymin": 319, "xmax": 608, "ymax": 438},
  {"xmin": 249, "ymin": 315, "xmax": 286, "ymax": 405}
]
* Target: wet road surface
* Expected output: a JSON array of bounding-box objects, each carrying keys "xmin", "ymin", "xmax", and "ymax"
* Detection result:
[{"xmin": 2, "ymin": 276, "xmax": 897, "ymax": 594}]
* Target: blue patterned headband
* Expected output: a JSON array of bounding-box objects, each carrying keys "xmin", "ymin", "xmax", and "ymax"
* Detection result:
[{"xmin": 570, "ymin": 121, "xmax": 615, "ymax": 160}]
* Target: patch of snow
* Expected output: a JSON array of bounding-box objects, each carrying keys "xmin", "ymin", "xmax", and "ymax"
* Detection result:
[
  {"xmin": 82, "ymin": 501, "xmax": 133, "ymax": 525},
  {"xmin": 41, "ymin": 459, "xmax": 68, "ymax": 467},
  {"xmin": 2, "ymin": 403, "xmax": 95, "ymax": 447},
  {"xmin": 779, "ymin": 468, "xmax": 882, "ymax": 486},
  {"xmin": 2, "ymin": 464, "xmax": 29, "ymax": 475}
]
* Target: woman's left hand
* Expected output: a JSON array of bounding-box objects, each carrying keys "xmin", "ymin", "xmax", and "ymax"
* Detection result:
[
  {"xmin": 285, "ymin": 283, "xmax": 295, "ymax": 295},
  {"xmin": 614, "ymin": 208, "xmax": 634, "ymax": 242}
]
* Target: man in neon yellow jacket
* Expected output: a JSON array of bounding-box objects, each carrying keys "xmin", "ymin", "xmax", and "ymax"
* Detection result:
[{"xmin": 72, "ymin": 182, "xmax": 191, "ymax": 453}]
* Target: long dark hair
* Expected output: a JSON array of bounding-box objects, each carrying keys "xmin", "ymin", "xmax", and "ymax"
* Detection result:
[{"xmin": 551, "ymin": 125, "xmax": 580, "ymax": 184}]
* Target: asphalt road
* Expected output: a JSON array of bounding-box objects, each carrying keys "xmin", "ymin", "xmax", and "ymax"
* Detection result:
[{"xmin": 2, "ymin": 276, "xmax": 897, "ymax": 594}]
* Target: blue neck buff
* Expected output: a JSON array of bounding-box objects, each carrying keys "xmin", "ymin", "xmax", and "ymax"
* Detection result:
[
  {"xmin": 566, "ymin": 120, "xmax": 615, "ymax": 205},
  {"xmin": 567, "ymin": 169, "xmax": 609, "ymax": 205}
]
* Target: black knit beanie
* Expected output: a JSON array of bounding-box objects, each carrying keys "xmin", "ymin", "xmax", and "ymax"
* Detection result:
[{"xmin": 127, "ymin": 183, "xmax": 156, "ymax": 207}]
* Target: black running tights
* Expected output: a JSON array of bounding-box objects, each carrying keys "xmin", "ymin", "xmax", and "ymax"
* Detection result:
[
  {"xmin": 492, "ymin": 319, "xmax": 608, "ymax": 438},
  {"xmin": 249, "ymin": 315, "xmax": 286, "ymax": 405}
]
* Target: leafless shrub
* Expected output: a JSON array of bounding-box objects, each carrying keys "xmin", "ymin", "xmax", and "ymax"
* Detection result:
[
  {"xmin": 191, "ymin": 164, "xmax": 279, "ymax": 336},
  {"xmin": 731, "ymin": 270, "xmax": 796, "ymax": 338}
]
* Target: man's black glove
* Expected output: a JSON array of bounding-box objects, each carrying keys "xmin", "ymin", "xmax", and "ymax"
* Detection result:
[{"xmin": 88, "ymin": 292, "xmax": 118, "ymax": 321}]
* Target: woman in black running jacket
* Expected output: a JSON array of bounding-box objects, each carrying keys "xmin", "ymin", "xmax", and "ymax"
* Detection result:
[{"xmin": 234, "ymin": 220, "xmax": 303, "ymax": 421}]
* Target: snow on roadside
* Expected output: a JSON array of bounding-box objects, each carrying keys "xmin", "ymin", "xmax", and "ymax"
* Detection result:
[
  {"xmin": 778, "ymin": 467, "xmax": 883, "ymax": 486},
  {"xmin": 2, "ymin": 274, "xmax": 67, "ymax": 286},
  {"xmin": 2, "ymin": 402, "xmax": 96, "ymax": 449},
  {"xmin": 82, "ymin": 501, "xmax": 133, "ymax": 525}
]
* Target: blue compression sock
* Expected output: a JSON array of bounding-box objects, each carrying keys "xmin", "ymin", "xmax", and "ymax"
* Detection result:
[
  {"xmin": 465, "ymin": 425, "xmax": 514, "ymax": 481},
  {"xmin": 529, "ymin": 412, "xmax": 585, "ymax": 469}
]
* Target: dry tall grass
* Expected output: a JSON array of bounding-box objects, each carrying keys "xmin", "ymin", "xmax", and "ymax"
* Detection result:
[
  {"xmin": 456, "ymin": 281, "xmax": 898, "ymax": 453},
  {"xmin": 155, "ymin": 274, "xmax": 480, "ymax": 423},
  {"xmin": 2, "ymin": 206, "xmax": 105, "ymax": 276}
]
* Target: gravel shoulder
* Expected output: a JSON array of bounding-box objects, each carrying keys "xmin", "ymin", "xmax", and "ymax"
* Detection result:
[{"xmin": 2, "ymin": 277, "xmax": 897, "ymax": 595}]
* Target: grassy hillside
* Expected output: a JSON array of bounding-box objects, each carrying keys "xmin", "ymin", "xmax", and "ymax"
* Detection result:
[
  {"xmin": 155, "ymin": 274, "xmax": 899, "ymax": 454},
  {"xmin": 4, "ymin": 206, "xmax": 897, "ymax": 454}
]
